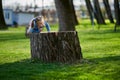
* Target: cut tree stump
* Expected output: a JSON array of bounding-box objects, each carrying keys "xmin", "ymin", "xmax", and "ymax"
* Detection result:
[{"xmin": 30, "ymin": 31, "xmax": 82, "ymax": 63}]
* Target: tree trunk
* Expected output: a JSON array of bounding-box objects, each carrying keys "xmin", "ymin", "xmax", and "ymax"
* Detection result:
[
  {"xmin": 30, "ymin": 31, "xmax": 82, "ymax": 63},
  {"xmin": 93, "ymin": 0, "xmax": 106, "ymax": 24},
  {"xmin": 114, "ymin": 0, "xmax": 120, "ymax": 31},
  {"xmin": 54, "ymin": 0, "xmax": 75, "ymax": 31},
  {"xmin": 103, "ymin": 0, "xmax": 114, "ymax": 23},
  {"xmin": 85, "ymin": 0, "xmax": 95, "ymax": 25},
  {"xmin": 0, "ymin": 0, "xmax": 7, "ymax": 29},
  {"xmin": 70, "ymin": 0, "xmax": 79, "ymax": 25}
]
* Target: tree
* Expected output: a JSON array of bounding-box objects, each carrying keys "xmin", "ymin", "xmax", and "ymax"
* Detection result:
[
  {"xmin": 85, "ymin": 0, "xmax": 95, "ymax": 25},
  {"xmin": 103, "ymin": 0, "xmax": 114, "ymax": 23},
  {"xmin": 93, "ymin": 0, "xmax": 106, "ymax": 24},
  {"xmin": 54, "ymin": 0, "xmax": 76, "ymax": 31},
  {"xmin": 85, "ymin": 0, "xmax": 106, "ymax": 25},
  {"xmin": 0, "ymin": 0, "xmax": 7, "ymax": 29},
  {"xmin": 114, "ymin": 0, "xmax": 120, "ymax": 31},
  {"xmin": 25, "ymin": 4, "xmax": 29, "ymax": 11},
  {"xmin": 69, "ymin": 0, "xmax": 79, "ymax": 25}
]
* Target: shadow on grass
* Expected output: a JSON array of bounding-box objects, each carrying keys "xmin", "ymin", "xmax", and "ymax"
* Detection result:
[
  {"xmin": 82, "ymin": 29, "xmax": 120, "ymax": 35},
  {"xmin": 0, "ymin": 55, "xmax": 120, "ymax": 80},
  {"xmin": 0, "ymin": 33, "xmax": 27, "ymax": 42},
  {"xmin": 0, "ymin": 59, "xmax": 72, "ymax": 80},
  {"xmin": 78, "ymin": 29, "xmax": 120, "ymax": 42}
]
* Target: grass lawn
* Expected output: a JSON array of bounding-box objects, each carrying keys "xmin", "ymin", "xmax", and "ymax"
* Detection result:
[{"xmin": 0, "ymin": 20, "xmax": 120, "ymax": 80}]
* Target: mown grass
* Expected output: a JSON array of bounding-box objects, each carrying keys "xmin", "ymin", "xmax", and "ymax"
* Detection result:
[{"xmin": 0, "ymin": 20, "xmax": 120, "ymax": 80}]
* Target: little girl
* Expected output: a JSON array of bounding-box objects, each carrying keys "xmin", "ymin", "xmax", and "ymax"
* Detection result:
[{"xmin": 27, "ymin": 16, "xmax": 50, "ymax": 33}]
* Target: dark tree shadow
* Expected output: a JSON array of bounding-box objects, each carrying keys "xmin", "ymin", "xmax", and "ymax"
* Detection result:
[{"xmin": 0, "ymin": 55, "xmax": 120, "ymax": 80}]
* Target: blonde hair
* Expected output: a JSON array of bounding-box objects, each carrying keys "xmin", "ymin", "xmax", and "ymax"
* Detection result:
[{"xmin": 31, "ymin": 16, "xmax": 45, "ymax": 28}]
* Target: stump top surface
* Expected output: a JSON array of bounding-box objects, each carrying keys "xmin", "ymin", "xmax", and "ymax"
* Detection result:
[{"xmin": 30, "ymin": 31, "xmax": 77, "ymax": 34}]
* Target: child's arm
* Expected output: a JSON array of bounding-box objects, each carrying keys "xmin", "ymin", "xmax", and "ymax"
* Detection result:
[
  {"xmin": 27, "ymin": 26, "xmax": 33, "ymax": 33},
  {"xmin": 45, "ymin": 21, "xmax": 51, "ymax": 32},
  {"xmin": 27, "ymin": 19, "xmax": 34, "ymax": 33}
]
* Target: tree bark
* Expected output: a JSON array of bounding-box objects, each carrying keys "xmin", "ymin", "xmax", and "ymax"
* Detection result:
[
  {"xmin": 54, "ymin": 0, "xmax": 75, "ymax": 31},
  {"xmin": 70, "ymin": 0, "xmax": 79, "ymax": 25},
  {"xmin": 93, "ymin": 0, "xmax": 106, "ymax": 24},
  {"xmin": 103, "ymin": 0, "xmax": 114, "ymax": 23},
  {"xmin": 85, "ymin": 0, "xmax": 95, "ymax": 25},
  {"xmin": 114, "ymin": 0, "xmax": 120, "ymax": 31},
  {"xmin": 0, "ymin": 0, "xmax": 7, "ymax": 29},
  {"xmin": 30, "ymin": 31, "xmax": 82, "ymax": 63}
]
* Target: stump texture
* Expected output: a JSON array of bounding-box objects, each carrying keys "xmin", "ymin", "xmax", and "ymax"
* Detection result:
[{"xmin": 30, "ymin": 31, "xmax": 82, "ymax": 63}]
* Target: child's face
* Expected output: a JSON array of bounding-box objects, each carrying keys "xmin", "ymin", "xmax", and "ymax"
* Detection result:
[{"xmin": 37, "ymin": 21, "xmax": 44, "ymax": 28}]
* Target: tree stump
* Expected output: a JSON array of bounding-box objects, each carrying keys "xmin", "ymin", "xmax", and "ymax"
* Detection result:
[{"xmin": 30, "ymin": 31, "xmax": 82, "ymax": 63}]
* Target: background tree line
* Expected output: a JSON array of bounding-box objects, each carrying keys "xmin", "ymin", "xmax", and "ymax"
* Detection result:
[{"xmin": 85, "ymin": 0, "xmax": 120, "ymax": 31}]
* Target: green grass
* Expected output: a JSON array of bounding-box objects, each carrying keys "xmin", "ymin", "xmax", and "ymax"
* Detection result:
[{"xmin": 0, "ymin": 21, "xmax": 120, "ymax": 80}]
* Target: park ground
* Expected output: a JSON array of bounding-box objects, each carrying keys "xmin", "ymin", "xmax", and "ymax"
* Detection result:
[{"xmin": 0, "ymin": 20, "xmax": 120, "ymax": 80}]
